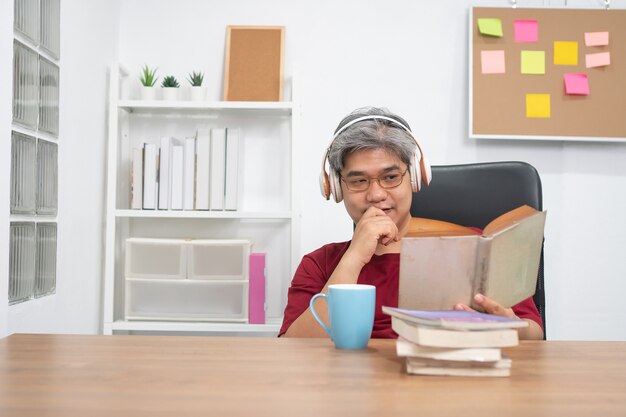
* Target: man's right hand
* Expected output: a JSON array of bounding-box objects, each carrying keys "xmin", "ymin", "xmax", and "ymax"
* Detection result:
[{"xmin": 344, "ymin": 206, "xmax": 400, "ymax": 269}]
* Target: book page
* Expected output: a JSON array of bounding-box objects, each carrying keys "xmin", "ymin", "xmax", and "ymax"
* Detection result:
[{"xmin": 477, "ymin": 210, "xmax": 546, "ymax": 308}]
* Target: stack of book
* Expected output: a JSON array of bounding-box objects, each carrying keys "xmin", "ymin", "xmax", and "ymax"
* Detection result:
[{"xmin": 382, "ymin": 306, "xmax": 528, "ymax": 377}]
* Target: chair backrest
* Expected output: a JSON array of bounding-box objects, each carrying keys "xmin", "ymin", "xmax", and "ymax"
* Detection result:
[{"xmin": 410, "ymin": 161, "xmax": 546, "ymax": 338}]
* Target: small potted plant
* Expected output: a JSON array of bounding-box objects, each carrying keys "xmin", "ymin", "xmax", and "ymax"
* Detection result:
[
  {"xmin": 139, "ymin": 64, "xmax": 158, "ymax": 100},
  {"xmin": 187, "ymin": 70, "xmax": 205, "ymax": 101},
  {"xmin": 161, "ymin": 75, "xmax": 180, "ymax": 101}
]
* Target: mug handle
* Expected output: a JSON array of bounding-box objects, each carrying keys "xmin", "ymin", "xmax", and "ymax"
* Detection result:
[{"xmin": 310, "ymin": 293, "xmax": 332, "ymax": 339}]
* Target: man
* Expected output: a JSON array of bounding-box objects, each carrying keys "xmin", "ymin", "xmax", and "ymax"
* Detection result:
[{"xmin": 280, "ymin": 107, "xmax": 544, "ymax": 340}]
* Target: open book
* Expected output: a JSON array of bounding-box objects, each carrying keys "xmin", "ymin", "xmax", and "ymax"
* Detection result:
[{"xmin": 399, "ymin": 205, "xmax": 546, "ymax": 311}]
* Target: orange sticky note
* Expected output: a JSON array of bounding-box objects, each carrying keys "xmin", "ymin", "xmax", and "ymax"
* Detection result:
[
  {"xmin": 481, "ymin": 50, "xmax": 505, "ymax": 74},
  {"xmin": 563, "ymin": 74, "xmax": 589, "ymax": 95},
  {"xmin": 586, "ymin": 52, "xmax": 610, "ymax": 68},
  {"xmin": 526, "ymin": 94, "xmax": 550, "ymax": 118},
  {"xmin": 554, "ymin": 41, "xmax": 578, "ymax": 65},
  {"xmin": 584, "ymin": 32, "xmax": 609, "ymax": 46}
]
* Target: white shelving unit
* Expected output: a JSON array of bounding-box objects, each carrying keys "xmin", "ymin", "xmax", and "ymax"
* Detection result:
[{"xmin": 102, "ymin": 63, "xmax": 300, "ymax": 336}]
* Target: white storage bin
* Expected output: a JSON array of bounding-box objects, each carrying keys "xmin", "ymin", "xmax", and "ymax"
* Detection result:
[
  {"xmin": 125, "ymin": 279, "xmax": 248, "ymax": 321},
  {"xmin": 125, "ymin": 238, "xmax": 187, "ymax": 280},
  {"xmin": 187, "ymin": 239, "xmax": 251, "ymax": 280}
]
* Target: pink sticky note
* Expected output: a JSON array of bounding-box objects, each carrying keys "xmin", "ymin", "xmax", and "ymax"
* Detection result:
[
  {"xmin": 585, "ymin": 31, "xmax": 609, "ymax": 46},
  {"xmin": 586, "ymin": 52, "xmax": 610, "ymax": 68},
  {"xmin": 514, "ymin": 20, "xmax": 538, "ymax": 42},
  {"xmin": 481, "ymin": 50, "xmax": 505, "ymax": 74},
  {"xmin": 563, "ymin": 73, "xmax": 589, "ymax": 95}
]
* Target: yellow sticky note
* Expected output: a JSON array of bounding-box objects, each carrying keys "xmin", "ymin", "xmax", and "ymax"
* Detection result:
[
  {"xmin": 526, "ymin": 94, "xmax": 550, "ymax": 118},
  {"xmin": 521, "ymin": 51, "xmax": 545, "ymax": 74},
  {"xmin": 478, "ymin": 18, "xmax": 503, "ymax": 37},
  {"xmin": 554, "ymin": 41, "xmax": 578, "ymax": 65}
]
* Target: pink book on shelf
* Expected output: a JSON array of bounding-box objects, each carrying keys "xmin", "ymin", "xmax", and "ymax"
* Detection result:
[{"xmin": 249, "ymin": 253, "xmax": 266, "ymax": 324}]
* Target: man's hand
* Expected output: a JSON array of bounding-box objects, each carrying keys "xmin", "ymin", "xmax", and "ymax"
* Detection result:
[
  {"xmin": 454, "ymin": 293, "xmax": 518, "ymax": 319},
  {"xmin": 454, "ymin": 294, "xmax": 544, "ymax": 340},
  {"xmin": 344, "ymin": 206, "xmax": 400, "ymax": 268}
]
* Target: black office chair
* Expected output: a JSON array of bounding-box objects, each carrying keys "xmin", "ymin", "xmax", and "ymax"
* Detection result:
[{"xmin": 410, "ymin": 161, "xmax": 546, "ymax": 339}]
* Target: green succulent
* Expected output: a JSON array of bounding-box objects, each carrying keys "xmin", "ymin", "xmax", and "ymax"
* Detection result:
[
  {"xmin": 187, "ymin": 70, "xmax": 204, "ymax": 87},
  {"xmin": 139, "ymin": 64, "xmax": 158, "ymax": 87},
  {"xmin": 161, "ymin": 75, "xmax": 180, "ymax": 88}
]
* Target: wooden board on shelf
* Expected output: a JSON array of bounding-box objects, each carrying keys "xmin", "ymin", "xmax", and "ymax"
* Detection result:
[{"xmin": 223, "ymin": 26, "xmax": 284, "ymax": 102}]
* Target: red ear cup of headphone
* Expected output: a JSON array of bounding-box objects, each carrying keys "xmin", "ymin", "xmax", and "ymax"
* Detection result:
[
  {"xmin": 319, "ymin": 170, "xmax": 331, "ymax": 200},
  {"xmin": 421, "ymin": 156, "xmax": 432, "ymax": 187}
]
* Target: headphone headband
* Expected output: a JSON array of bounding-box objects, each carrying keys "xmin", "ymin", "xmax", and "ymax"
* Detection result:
[{"xmin": 332, "ymin": 115, "xmax": 412, "ymax": 141}]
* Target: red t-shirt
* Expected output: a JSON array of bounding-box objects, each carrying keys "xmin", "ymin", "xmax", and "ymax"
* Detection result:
[{"xmin": 279, "ymin": 241, "xmax": 543, "ymax": 338}]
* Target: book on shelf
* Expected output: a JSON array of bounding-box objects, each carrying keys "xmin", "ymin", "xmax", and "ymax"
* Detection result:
[
  {"xmin": 382, "ymin": 306, "xmax": 528, "ymax": 331},
  {"xmin": 396, "ymin": 337, "xmax": 502, "ymax": 362},
  {"xmin": 249, "ymin": 252, "xmax": 266, "ymax": 324},
  {"xmin": 142, "ymin": 143, "xmax": 158, "ymax": 210},
  {"xmin": 170, "ymin": 145, "xmax": 184, "ymax": 210},
  {"xmin": 158, "ymin": 137, "xmax": 181, "ymax": 210},
  {"xmin": 224, "ymin": 128, "xmax": 239, "ymax": 211},
  {"xmin": 183, "ymin": 137, "xmax": 196, "ymax": 210},
  {"xmin": 195, "ymin": 128, "xmax": 211, "ymax": 210},
  {"xmin": 210, "ymin": 128, "xmax": 226, "ymax": 210},
  {"xmin": 390, "ymin": 316, "xmax": 519, "ymax": 348},
  {"xmin": 131, "ymin": 147, "xmax": 143, "ymax": 210},
  {"xmin": 405, "ymin": 356, "xmax": 512, "ymax": 377},
  {"xmin": 399, "ymin": 205, "xmax": 547, "ymax": 312}
]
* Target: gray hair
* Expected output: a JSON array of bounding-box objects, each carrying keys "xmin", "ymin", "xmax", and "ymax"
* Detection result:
[{"xmin": 327, "ymin": 107, "xmax": 417, "ymax": 174}]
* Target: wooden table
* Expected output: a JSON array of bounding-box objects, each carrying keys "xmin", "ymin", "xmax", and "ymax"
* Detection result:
[{"xmin": 1, "ymin": 334, "xmax": 625, "ymax": 417}]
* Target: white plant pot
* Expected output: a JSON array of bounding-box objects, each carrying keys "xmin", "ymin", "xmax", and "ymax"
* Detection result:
[
  {"xmin": 140, "ymin": 86, "xmax": 157, "ymax": 101},
  {"xmin": 190, "ymin": 86, "xmax": 206, "ymax": 101},
  {"xmin": 161, "ymin": 87, "xmax": 179, "ymax": 101}
]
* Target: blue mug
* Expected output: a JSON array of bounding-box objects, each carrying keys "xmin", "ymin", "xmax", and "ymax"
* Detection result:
[{"xmin": 310, "ymin": 284, "xmax": 376, "ymax": 349}]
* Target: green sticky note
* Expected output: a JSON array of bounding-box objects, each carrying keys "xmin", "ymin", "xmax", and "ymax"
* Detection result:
[
  {"xmin": 554, "ymin": 41, "xmax": 578, "ymax": 65},
  {"xmin": 478, "ymin": 18, "xmax": 503, "ymax": 37},
  {"xmin": 521, "ymin": 51, "xmax": 545, "ymax": 74},
  {"xmin": 526, "ymin": 94, "xmax": 551, "ymax": 118}
]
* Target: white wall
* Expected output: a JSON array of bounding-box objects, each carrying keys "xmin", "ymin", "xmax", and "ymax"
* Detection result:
[
  {"xmin": 2, "ymin": 0, "xmax": 120, "ymax": 336},
  {"xmin": 118, "ymin": 0, "xmax": 626, "ymax": 341}
]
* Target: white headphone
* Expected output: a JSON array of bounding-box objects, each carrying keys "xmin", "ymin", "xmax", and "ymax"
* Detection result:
[{"xmin": 319, "ymin": 115, "xmax": 432, "ymax": 203}]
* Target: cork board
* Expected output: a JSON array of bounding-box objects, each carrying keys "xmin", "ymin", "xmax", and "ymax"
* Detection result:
[
  {"xmin": 223, "ymin": 26, "xmax": 284, "ymax": 102},
  {"xmin": 470, "ymin": 8, "xmax": 626, "ymax": 141}
]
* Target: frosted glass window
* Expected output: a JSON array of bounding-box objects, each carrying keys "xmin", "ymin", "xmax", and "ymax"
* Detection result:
[
  {"xmin": 13, "ymin": 41, "xmax": 39, "ymax": 129},
  {"xmin": 40, "ymin": 0, "xmax": 60, "ymax": 58},
  {"xmin": 35, "ymin": 223, "xmax": 57, "ymax": 297},
  {"xmin": 9, "ymin": 222, "xmax": 36, "ymax": 304},
  {"xmin": 36, "ymin": 139, "xmax": 58, "ymax": 215},
  {"xmin": 11, "ymin": 131, "xmax": 37, "ymax": 214},
  {"xmin": 39, "ymin": 57, "xmax": 59, "ymax": 135},
  {"xmin": 14, "ymin": 0, "xmax": 40, "ymax": 43},
  {"xmin": 11, "ymin": 0, "xmax": 61, "ymax": 305}
]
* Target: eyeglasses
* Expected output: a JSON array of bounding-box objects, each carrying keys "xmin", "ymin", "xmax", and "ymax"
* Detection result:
[{"xmin": 341, "ymin": 169, "xmax": 409, "ymax": 192}]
